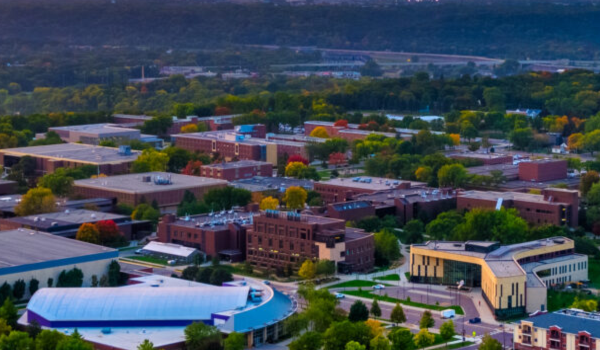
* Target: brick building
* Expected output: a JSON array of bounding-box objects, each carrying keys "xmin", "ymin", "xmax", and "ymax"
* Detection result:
[
  {"xmin": 514, "ymin": 309, "xmax": 599, "ymax": 350},
  {"xmin": 157, "ymin": 213, "xmax": 252, "ymax": 262},
  {"xmin": 457, "ymin": 188, "xmax": 579, "ymax": 227},
  {"xmin": 73, "ymin": 172, "xmax": 227, "ymax": 213},
  {"xmin": 246, "ymin": 211, "xmax": 374, "ymax": 274},
  {"xmin": 518, "ymin": 159, "xmax": 568, "ymax": 182},
  {"xmin": 112, "ymin": 114, "xmax": 199, "ymax": 136},
  {"xmin": 449, "ymin": 152, "xmax": 513, "ymax": 165},
  {"xmin": 0, "ymin": 209, "xmax": 152, "ymax": 240},
  {"xmin": 172, "ymin": 131, "xmax": 307, "ymax": 165},
  {"xmin": 200, "ymin": 160, "xmax": 273, "ymax": 181},
  {"xmin": 235, "ymin": 124, "xmax": 267, "ymax": 138},
  {"xmin": 0, "ymin": 143, "xmax": 140, "ymax": 176},
  {"xmin": 197, "ymin": 115, "xmax": 236, "ymax": 131},
  {"xmin": 44, "ymin": 124, "xmax": 141, "ymax": 145},
  {"xmin": 314, "ymin": 176, "xmax": 425, "ymax": 204}
]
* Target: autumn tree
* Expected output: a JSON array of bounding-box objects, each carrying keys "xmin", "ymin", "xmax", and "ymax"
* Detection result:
[
  {"xmin": 581, "ymin": 171, "xmax": 600, "ymax": 196},
  {"xmin": 298, "ymin": 260, "xmax": 317, "ymax": 280},
  {"xmin": 329, "ymin": 152, "xmax": 346, "ymax": 167},
  {"xmin": 260, "ymin": 196, "xmax": 279, "ymax": 210},
  {"xmin": 288, "ymin": 155, "xmax": 309, "ymax": 165},
  {"xmin": 283, "ymin": 186, "xmax": 307, "ymax": 210},
  {"xmin": 286, "ymin": 161, "xmax": 308, "ymax": 177},
  {"xmin": 310, "ymin": 126, "xmax": 329, "ymax": 138},
  {"xmin": 180, "ymin": 124, "xmax": 199, "ymax": 133},
  {"xmin": 76, "ymin": 223, "xmax": 101, "ymax": 244},
  {"xmin": 182, "ymin": 160, "xmax": 203, "ymax": 176},
  {"xmin": 14, "ymin": 187, "xmax": 57, "ymax": 216},
  {"xmin": 96, "ymin": 220, "xmax": 124, "ymax": 246}
]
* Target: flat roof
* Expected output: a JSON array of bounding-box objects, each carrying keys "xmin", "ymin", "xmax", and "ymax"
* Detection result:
[
  {"xmin": 466, "ymin": 163, "xmax": 519, "ymax": 178},
  {"xmin": 202, "ymin": 160, "xmax": 271, "ymax": 170},
  {"xmin": 113, "ymin": 114, "xmax": 153, "ymax": 121},
  {"xmin": 0, "ymin": 229, "xmax": 117, "ymax": 273},
  {"xmin": 229, "ymin": 176, "xmax": 314, "ymax": 192},
  {"xmin": 1, "ymin": 143, "xmax": 140, "ymax": 164},
  {"xmin": 6, "ymin": 209, "xmax": 128, "ymax": 229},
  {"xmin": 50, "ymin": 123, "xmax": 139, "ymax": 135},
  {"xmin": 449, "ymin": 152, "xmax": 512, "ymax": 160},
  {"xmin": 458, "ymin": 190, "xmax": 572, "ymax": 205},
  {"xmin": 173, "ymin": 131, "xmax": 305, "ymax": 147},
  {"xmin": 142, "ymin": 242, "xmax": 198, "ymax": 258},
  {"xmin": 168, "ymin": 212, "xmax": 255, "ymax": 231},
  {"xmin": 318, "ymin": 177, "xmax": 424, "ymax": 191},
  {"xmin": 74, "ymin": 172, "xmax": 227, "ymax": 194},
  {"xmin": 344, "ymin": 227, "xmax": 372, "ymax": 241}
]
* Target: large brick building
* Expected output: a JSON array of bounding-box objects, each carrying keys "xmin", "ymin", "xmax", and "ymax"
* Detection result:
[
  {"xmin": 314, "ymin": 176, "xmax": 425, "ymax": 204},
  {"xmin": 246, "ymin": 211, "xmax": 374, "ymax": 274},
  {"xmin": 0, "ymin": 143, "xmax": 140, "ymax": 176},
  {"xmin": 514, "ymin": 309, "xmax": 599, "ymax": 350},
  {"xmin": 157, "ymin": 213, "xmax": 252, "ymax": 261},
  {"xmin": 457, "ymin": 188, "xmax": 579, "ymax": 227},
  {"xmin": 73, "ymin": 172, "xmax": 227, "ymax": 213},
  {"xmin": 172, "ymin": 131, "xmax": 307, "ymax": 165},
  {"xmin": 200, "ymin": 160, "xmax": 273, "ymax": 181},
  {"xmin": 112, "ymin": 114, "xmax": 200, "ymax": 136},
  {"xmin": 518, "ymin": 159, "xmax": 568, "ymax": 182}
]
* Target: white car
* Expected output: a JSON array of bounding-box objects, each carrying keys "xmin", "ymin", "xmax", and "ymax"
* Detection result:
[
  {"xmin": 373, "ymin": 284, "xmax": 385, "ymax": 290},
  {"xmin": 335, "ymin": 293, "xmax": 345, "ymax": 299}
]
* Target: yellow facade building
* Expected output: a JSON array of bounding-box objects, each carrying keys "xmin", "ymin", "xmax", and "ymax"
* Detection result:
[{"xmin": 410, "ymin": 237, "xmax": 588, "ymax": 319}]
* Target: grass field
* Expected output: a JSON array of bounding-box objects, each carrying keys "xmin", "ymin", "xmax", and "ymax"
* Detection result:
[
  {"xmin": 327, "ymin": 280, "xmax": 389, "ymax": 289},
  {"xmin": 375, "ymin": 274, "xmax": 401, "ymax": 281},
  {"xmin": 341, "ymin": 290, "xmax": 464, "ymax": 315},
  {"xmin": 129, "ymin": 256, "xmax": 172, "ymax": 266}
]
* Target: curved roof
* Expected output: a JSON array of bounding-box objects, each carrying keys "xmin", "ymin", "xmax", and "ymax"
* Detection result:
[{"xmin": 28, "ymin": 287, "xmax": 249, "ymax": 321}]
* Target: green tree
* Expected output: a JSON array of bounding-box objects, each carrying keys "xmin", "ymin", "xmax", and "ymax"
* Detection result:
[
  {"xmin": 0, "ymin": 284, "xmax": 11, "ymax": 305},
  {"xmin": 298, "ymin": 260, "xmax": 317, "ymax": 280},
  {"xmin": 0, "ymin": 299, "xmax": 18, "ymax": 328},
  {"xmin": 426, "ymin": 211, "xmax": 463, "ymax": 240},
  {"xmin": 370, "ymin": 336, "xmax": 391, "ymax": 350},
  {"xmin": 440, "ymin": 320, "xmax": 456, "ymax": 346},
  {"xmin": 419, "ymin": 310, "xmax": 434, "ymax": 330},
  {"xmin": 56, "ymin": 330, "xmax": 94, "ymax": 350},
  {"xmin": 403, "ymin": 220, "xmax": 425, "ymax": 244},
  {"xmin": 510, "ymin": 128, "xmax": 533, "ymax": 150},
  {"xmin": 224, "ymin": 332, "xmax": 245, "ymax": 350},
  {"xmin": 374, "ymin": 229, "xmax": 400, "ymax": 266},
  {"xmin": 581, "ymin": 171, "xmax": 600, "ymax": 196},
  {"xmin": 584, "ymin": 130, "xmax": 600, "ymax": 155},
  {"xmin": 438, "ymin": 164, "xmax": 468, "ymax": 188},
  {"xmin": 12, "ymin": 280, "xmax": 25, "ymax": 301},
  {"xmin": 0, "ymin": 331, "xmax": 33, "ymax": 350},
  {"xmin": 14, "ymin": 187, "xmax": 57, "ymax": 216},
  {"xmin": 0, "ymin": 320, "xmax": 10, "ymax": 337},
  {"xmin": 453, "ymin": 208, "xmax": 528, "ymax": 243},
  {"xmin": 132, "ymin": 148, "xmax": 169, "ymax": 172},
  {"xmin": 322, "ymin": 320, "xmax": 371, "ymax": 350},
  {"xmin": 370, "ymin": 299, "xmax": 382, "ymax": 319},
  {"xmin": 108, "ymin": 260, "xmax": 122, "ymax": 287},
  {"xmin": 28, "ymin": 278, "xmax": 39, "ymax": 297},
  {"xmin": 137, "ymin": 339, "xmax": 155, "ymax": 350},
  {"xmin": 141, "ymin": 116, "xmax": 173, "ymax": 136},
  {"xmin": 289, "ymin": 332, "xmax": 322, "ymax": 350},
  {"xmin": 209, "ymin": 268, "xmax": 233, "ymax": 286},
  {"xmin": 483, "ymin": 87, "xmax": 506, "ymax": 111},
  {"xmin": 414, "ymin": 329, "xmax": 435, "ymax": 350},
  {"xmin": 38, "ymin": 169, "xmax": 75, "ymax": 197},
  {"xmin": 35, "ymin": 330, "xmax": 66, "ymax": 350},
  {"xmin": 390, "ymin": 303, "xmax": 406, "ymax": 325},
  {"xmin": 316, "ymin": 260, "xmax": 336, "ymax": 278},
  {"xmin": 478, "ymin": 334, "xmax": 502, "ymax": 350},
  {"xmin": 389, "ymin": 328, "xmax": 414, "ymax": 350},
  {"xmin": 184, "ymin": 322, "xmax": 222, "ymax": 350},
  {"xmin": 346, "ymin": 341, "xmax": 366, "ymax": 350},
  {"xmin": 132, "ymin": 203, "xmax": 160, "ymax": 227},
  {"xmin": 349, "ymin": 300, "xmax": 369, "ymax": 322}
]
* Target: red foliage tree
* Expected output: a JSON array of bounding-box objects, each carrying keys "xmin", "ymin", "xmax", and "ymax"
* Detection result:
[
  {"xmin": 96, "ymin": 220, "xmax": 122, "ymax": 244},
  {"xmin": 181, "ymin": 160, "xmax": 203, "ymax": 176},
  {"xmin": 214, "ymin": 106, "xmax": 232, "ymax": 116},
  {"xmin": 333, "ymin": 119, "xmax": 348, "ymax": 128},
  {"xmin": 287, "ymin": 155, "xmax": 309, "ymax": 165},
  {"xmin": 329, "ymin": 152, "xmax": 346, "ymax": 166}
]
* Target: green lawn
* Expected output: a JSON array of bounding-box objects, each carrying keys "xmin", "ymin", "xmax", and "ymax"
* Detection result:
[
  {"xmin": 129, "ymin": 256, "xmax": 172, "ymax": 266},
  {"xmin": 588, "ymin": 258, "xmax": 600, "ymax": 288},
  {"xmin": 327, "ymin": 280, "xmax": 389, "ymax": 289},
  {"xmin": 547, "ymin": 289, "xmax": 600, "ymax": 312},
  {"xmin": 375, "ymin": 274, "xmax": 401, "ymax": 281},
  {"xmin": 341, "ymin": 290, "xmax": 464, "ymax": 315}
]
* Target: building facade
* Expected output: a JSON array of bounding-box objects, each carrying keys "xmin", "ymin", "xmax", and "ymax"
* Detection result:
[
  {"xmin": 519, "ymin": 160, "xmax": 568, "ymax": 182},
  {"xmin": 314, "ymin": 177, "xmax": 423, "ymax": 204},
  {"xmin": 200, "ymin": 160, "xmax": 273, "ymax": 181},
  {"xmin": 246, "ymin": 211, "xmax": 374, "ymax": 274},
  {"xmin": 410, "ymin": 237, "xmax": 587, "ymax": 319}
]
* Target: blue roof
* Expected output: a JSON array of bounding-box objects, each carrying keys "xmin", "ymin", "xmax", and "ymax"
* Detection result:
[
  {"xmin": 237, "ymin": 125, "xmax": 256, "ymax": 133},
  {"xmin": 228, "ymin": 289, "xmax": 296, "ymax": 332},
  {"xmin": 524, "ymin": 311, "xmax": 600, "ymax": 337}
]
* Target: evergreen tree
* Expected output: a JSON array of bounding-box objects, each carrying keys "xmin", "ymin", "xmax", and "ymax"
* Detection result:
[
  {"xmin": 349, "ymin": 300, "xmax": 369, "ymax": 322},
  {"xmin": 390, "ymin": 303, "xmax": 406, "ymax": 325},
  {"xmin": 370, "ymin": 299, "xmax": 382, "ymax": 319}
]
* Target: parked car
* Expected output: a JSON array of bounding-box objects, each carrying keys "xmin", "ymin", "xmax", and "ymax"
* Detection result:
[
  {"xmin": 134, "ymin": 249, "xmax": 143, "ymax": 255},
  {"xmin": 440, "ymin": 309, "xmax": 455, "ymax": 319},
  {"xmin": 469, "ymin": 317, "xmax": 481, "ymax": 324},
  {"xmin": 373, "ymin": 284, "xmax": 385, "ymax": 290},
  {"xmin": 335, "ymin": 293, "xmax": 345, "ymax": 299}
]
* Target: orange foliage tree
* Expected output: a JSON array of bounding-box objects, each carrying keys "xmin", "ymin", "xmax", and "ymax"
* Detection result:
[
  {"xmin": 181, "ymin": 160, "xmax": 203, "ymax": 176},
  {"xmin": 328, "ymin": 152, "xmax": 346, "ymax": 166}
]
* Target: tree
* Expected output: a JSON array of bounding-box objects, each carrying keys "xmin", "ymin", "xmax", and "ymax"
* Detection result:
[
  {"xmin": 370, "ymin": 299, "xmax": 381, "ymax": 319},
  {"xmin": 0, "ymin": 320, "xmax": 10, "ymax": 337},
  {"xmin": 510, "ymin": 128, "xmax": 533, "ymax": 150},
  {"xmin": 132, "ymin": 203, "xmax": 160, "ymax": 227},
  {"xmin": 570, "ymin": 297, "xmax": 598, "ymax": 312},
  {"xmin": 438, "ymin": 164, "xmax": 468, "ymax": 188},
  {"xmin": 137, "ymin": 339, "xmax": 155, "ymax": 350},
  {"xmin": 389, "ymin": 328, "xmax": 414, "ymax": 350},
  {"xmin": 76, "ymin": 223, "xmax": 100, "ymax": 244},
  {"xmin": 27, "ymin": 320, "xmax": 41, "ymax": 339},
  {"xmin": 360, "ymin": 60, "xmax": 383, "ymax": 77},
  {"xmin": 584, "ymin": 130, "xmax": 600, "ymax": 155},
  {"xmin": 209, "ymin": 268, "xmax": 233, "ymax": 286},
  {"xmin": 47, "ymin": 278, "xmax": 53, "ymax": 288},
  {"xmin": 426, "ymin": 211, "xmax": 463, "ymax": 240},
  {"xmin": 108, "ymin": 260, "xmax": 121, "ymax": 287},
  {"xmin": 0, "ymin": 331, "xmax": 33, "ymax": 350},
  {"xmin": 374, "ymin": 229, "xmax": 400, "ymax": 266},
  {"xmin": 288, "ymin": 155, "xmax": 309, "ymax": 165},
  {"xmin": 310, "ymin": 126, "xmax": 329, "ymax": 138},
  {"xmin": 12, "ymin": 280, "xmax": 25, "ymax": 300},
  {"xmin": 346, "ymin": 341, "xmax": 366, "ymax": 350},
  {"xmin": 0, "ymin": 299, "xmax": 18, "ymax": 328},
  {"xmin": 14, "ymin": 187, "xmax": 56, "ymax": 216},
  {"xmin": 38, "ymin": 170, "xmax": 75, "ymax": 197},
  {"xmin": 478, "ymin": 334, "xmax": 502, "ymax": 350},
  {"xmin": 132, "ymin": 148, "xmax": 169, "ymax": 172},
  {"xmin": 419, "ymin": 310, "xmax": 435, "ymax": 330},
  {"xmin": 91, "ymin": 275, "xmax": 98, "ymax": 287},
  {"xmin": 581, "ymin": 171, "xmax": 600, "ymax": 196},
  {"xmin": 286, "ymin": 161, "xmax": 308, "ymax": 178},
  {"xmin": 260, "ymin": 196, "xmax": 279, "ymax": 210},
  {"xmin": 181, "ymin": 124, "xmax": 199, "ymax": 133},
  {"xmin": 289, "ymin": 332, "xmax": 322, "ymax": 350},
  {"xmin": 316, "ymin": 260, "xmax": 336, "ymax": 278},
  {"xmin": 55, "ymin": 330, "xmax": 94, "ymax": 350},
  {"xmin": 440, "ymin": 320, "xmax": 456, "ymax": 347},
  {"xmin": 96, "ymin": 220, "xmax": 124, "ymax": 247},
  {"xmin": 224, "ymin": 332, "xmax": 245, "ymax": 350},
  {"xmin": 390, "ymin": 303, "xmax": 407, "ymax": 325},
  {"xmin": 414, "ymin": 329, "xmax": 435, "ymax": 350},
  {"xmin": 184, "ymin": 322, "xmax": 222, "ymax": 350},
  {"xmin": 0, "ymin": 284, "xmax": 10, "ymax": 306},
  {"xmin": 329, "ymin": 152, "xmax": 346, "ymax": 167},
  {"xmin": 283, "ymin": 186, "xmax": 307, "ymax": 210},
  {"xmin": 57, "ymin": 268, "xmax": 84, "ymax": 288},
  {"xmin": 298, "ymin": 260, "xmax": 317, "ymax": 280},
  {"xmin": 141, "ymin": 116, "xmax": 173, "ymax": 136},
  {"xmin": 483, "ymin": 87, "xmax": 506, "ymax": 111},
  {"xmin": 28, "ymin": 278, "xmax": 39, "ymax": 297},
  {"xmin": 35, "ymin": 330, "xmax": 66, "ymax": 350},
  {"xmin": 181, "ymin": 160, "xmax": 204, "ymax": 176},
  {"xmin": 403, "ymin": 220, "xmax": 425, "ymax": 244},
  {"xmin": 322, "ymin": 320, "xmax": 371, "ymax": 350},
  {"xmin": 370, "ymin": 336, "xmax": 391, "ymax": 350},
  {"xmin": 348, "ymin": 300, "xmax": 369, "ymax": 322}
]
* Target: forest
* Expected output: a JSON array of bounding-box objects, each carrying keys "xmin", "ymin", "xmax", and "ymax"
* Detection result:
[{"xmin": 2, "ymin": 0, "xmax": 600, "ymax": 60}]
